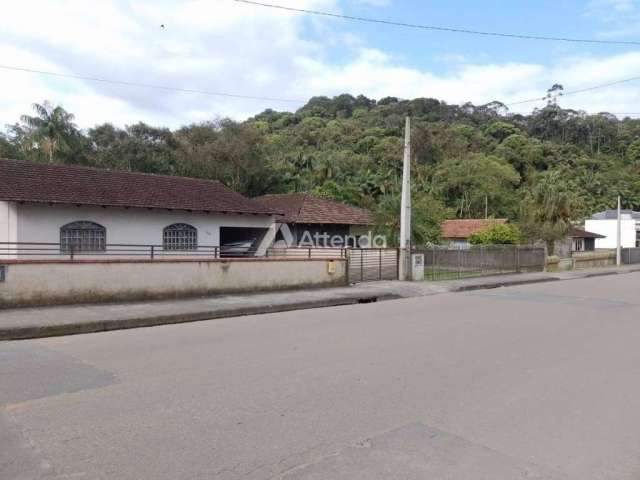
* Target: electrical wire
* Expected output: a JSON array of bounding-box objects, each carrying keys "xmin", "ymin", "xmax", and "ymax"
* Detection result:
[
  {"xmin": 506, "ymin": 75, "xmax": 640, "ymax": 107},
  {"xmin": 234, "ymin": 0, "xmax": 640, "ymax": 46},
  {"xmin": 0, "ymin": 64, "xmax": 304, "ymax": 104}
]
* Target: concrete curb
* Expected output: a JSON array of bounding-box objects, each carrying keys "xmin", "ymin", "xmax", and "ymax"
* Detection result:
[
  {"xmin": 452, "ymin": 277, "xmax": 561, "ymax": 292},
  {"xmin": 0, "ymin": 295, "xmax": 400, "ymax": 341}
]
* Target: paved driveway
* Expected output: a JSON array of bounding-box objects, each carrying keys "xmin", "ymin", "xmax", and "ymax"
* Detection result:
[{"xmin": 2, "ymin": 274, "xmax": 640, "ymax": 479}]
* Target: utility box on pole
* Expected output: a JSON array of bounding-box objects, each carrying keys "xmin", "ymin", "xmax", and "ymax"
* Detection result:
[{"xmin": 411, "ymin": 253, "xmax": 424, "ymax": 281}]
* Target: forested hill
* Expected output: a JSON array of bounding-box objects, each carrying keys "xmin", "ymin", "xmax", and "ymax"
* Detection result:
[{"xmin": 2, "ymin": 95, "xmax": 640, "ymax": 244}]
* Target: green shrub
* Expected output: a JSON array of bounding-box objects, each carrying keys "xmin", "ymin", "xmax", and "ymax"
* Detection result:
[{"xmin": 469, "ymin": 223, "xmax": 521, "ymax": 245}]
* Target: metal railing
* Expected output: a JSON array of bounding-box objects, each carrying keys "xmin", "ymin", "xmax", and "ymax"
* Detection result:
[
  {"xmin": 0, "ymin": 242, "xmax": 352, "ymax": 261},
  {"xmin": 415, "ymin": 245, "xmax": 546, "ymax": 281},
  {"xmin": 266, "ymin": 247, "xmax": 347, "ymax": 259},
  {"xmin": 0, "ymin": 241, "xmax": 261, "ymax": 260}
]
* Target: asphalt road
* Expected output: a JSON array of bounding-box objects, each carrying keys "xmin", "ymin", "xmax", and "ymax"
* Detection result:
[{"xmin": 3, "ymin": 274, "xmax": 640, "ymax": 479}]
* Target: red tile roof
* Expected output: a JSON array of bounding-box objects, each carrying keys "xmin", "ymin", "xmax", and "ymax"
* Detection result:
[
  {"xmin": 0, "ymin": 158, "xmax": 274, "ymax": 215},
  {"xmin": 255, "ymin": 193, "xmax": 374, "ymax": 225},
  {"xmin": 441, "ymin": 219, "xmax": 508, "ymax": 239}
]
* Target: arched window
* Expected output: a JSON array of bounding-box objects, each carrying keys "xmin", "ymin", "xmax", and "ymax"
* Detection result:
[
  {"xmin": 163, "ymin": 223, "xmax": 197, "ymax": 251},
  {"xmin": 60, "ymin": 221, "xmax": 106, "ymax": 252}
]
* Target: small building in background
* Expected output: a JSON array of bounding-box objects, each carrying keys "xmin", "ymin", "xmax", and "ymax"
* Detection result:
[
  {"xmin": 441, "ymin": 218, "xmax": 508, "ymax": 248},
  {"xmin": 584, "ymin": 210, "xmax": 640, "ymax": 249},
  {"xmin": 255, "ymin": 193, "xmax": 373, "ymax": 247},
  {"xmin": 567, "ymin": 226, "xmax": 604, "ymax": 252},
  {"xmin": 553, "ymin": 226, "xmax": 605, "ymax": 257}
]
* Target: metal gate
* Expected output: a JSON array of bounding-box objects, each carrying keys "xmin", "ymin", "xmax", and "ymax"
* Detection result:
[{"xmin": 347, "ymin": 248, "xmax": 399, "ymax": 283}]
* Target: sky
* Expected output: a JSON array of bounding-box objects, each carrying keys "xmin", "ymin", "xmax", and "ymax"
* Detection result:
[{"xmin": 2, "ymin": 0, "xmax": 640, "ymax": 130}]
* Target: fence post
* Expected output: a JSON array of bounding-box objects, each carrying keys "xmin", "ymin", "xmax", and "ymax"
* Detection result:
[
  {"xmin": 457, "ymin": 248, "xmax": 461, "ymax": 279},
  {"xmin": 516, "ymin": 246, "xmax": 520, "ymax": 273},
  {"xmin": 308, "ymin": 247, "xmax": 312, "ymax": 259},
  {"xmin": 360, "ymin": 250, "xmax": 364, "ymax": 282},
  {"xmin": 150, "ymin": 245, "xmax": 155, "ymax": 260},
  {"xmin": 379, "ymin": 249, "xmax": 382, "ymax": 280},
  {"xmin": 70, "ymin": 245, "xmax": 75, "ymax": 261}
]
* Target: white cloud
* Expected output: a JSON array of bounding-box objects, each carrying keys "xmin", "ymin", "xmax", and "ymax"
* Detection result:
[
  {"xmin": 2, "ymin": 0, "xmax": 640, "ymax": 130},
  {"xmin": 585, "ymin": 0, "xmax": 640, "ymax": 38}
]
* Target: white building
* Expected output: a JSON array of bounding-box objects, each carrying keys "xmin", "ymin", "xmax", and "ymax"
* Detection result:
[
  {"xmin": 0, "ymin": 159, "xmax": 278, "ymax": 258},
  {"xmin": 584, "ymin": 210, "xmax": 640, "ymax": 249}
]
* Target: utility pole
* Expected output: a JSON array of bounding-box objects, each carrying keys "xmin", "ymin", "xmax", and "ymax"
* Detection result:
[
  {"xmin": 616, "ymin": 195, "xmax": 622, "ymax": 267},
  {"xmin": 485, "ymin": 195, "xmax": 488, "ymax": 219},
  {"xmin": 399, "ymin": 116, "xmax": 411, "ymax": 280}
]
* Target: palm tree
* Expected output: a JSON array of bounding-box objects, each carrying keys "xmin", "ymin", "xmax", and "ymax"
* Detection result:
[
  {"xmin": 20, "ymin": 101, "xmax": 78, "ymax": 163},
  {"xmin": 521, "ymin": 170, "xmax": 575, "ymax": 254}
]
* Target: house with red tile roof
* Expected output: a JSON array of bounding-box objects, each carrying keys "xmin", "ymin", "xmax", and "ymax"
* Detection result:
[
  {"xmin": 441, "ymin": 218, "xmax": 509, "ymax": 247},
  {"xmin": 0, "ymin": 158, "xmax": 279, "ymax": 257},
  {"xmin": 255, "ymin": 193, "xmax": 374, "ymax": 247}
]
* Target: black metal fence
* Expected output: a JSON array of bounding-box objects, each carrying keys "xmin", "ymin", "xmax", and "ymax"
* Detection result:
[
  {"xmin": 265, "ymin": 247, "xmax": 347, "ymax": 259},
  {"xmin": 621, "ymin": 248, "xmax": 640, "ymax": 265},
  {"xmin": 0, "ymin": 242, "xmax": 354, "ymax": 261},
  {"xmin": 415, "ymin": 245, "xmax": 546, "ymax": 281}
]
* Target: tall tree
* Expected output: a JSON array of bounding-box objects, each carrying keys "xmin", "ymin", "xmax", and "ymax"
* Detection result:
[
  {"xmin": 520, "ymin": 170, "xmax": 576, "ymax": 254},
  {"xmin": 19, "ymin": 101, "xmax": 79, "ymax": 163}
]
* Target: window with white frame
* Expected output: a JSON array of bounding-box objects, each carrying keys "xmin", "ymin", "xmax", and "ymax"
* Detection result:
[
  {"xmin": 60, "ymin": 221, "xmax": 106, "ymax": 252},
  {"xmin": 163, "ymin": 223, "xmax": 198, "ymax": 251}
]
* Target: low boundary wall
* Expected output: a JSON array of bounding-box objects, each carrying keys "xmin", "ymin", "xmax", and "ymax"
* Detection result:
[{"xmin": 0, "ymin": 258, "xmax": 346, "ymax": 308}]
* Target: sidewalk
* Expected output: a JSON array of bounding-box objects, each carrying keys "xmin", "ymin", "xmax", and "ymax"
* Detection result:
[{"xmin": 2, "ymin": 265, "xmax": 640, "ymax": 340}]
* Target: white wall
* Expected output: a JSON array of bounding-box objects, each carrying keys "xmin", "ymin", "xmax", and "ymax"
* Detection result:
[
  {"xmin": 0, "ymin": 201, "xmax": 18, "ymax": 258},
  {"xmin": 584, "ymin": 219, "xmax": 637, "ymax": 248},
  {"xmin": 0, "ymin": 258, "xmax": 346, "ymax": 307},
  {"xmin": 16, "ymin": 203, "xmax": 274, "ymax": 248}
]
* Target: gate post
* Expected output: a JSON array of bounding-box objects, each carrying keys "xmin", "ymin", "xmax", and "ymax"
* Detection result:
[{"xmin": 345, "ymin": 249, "xmax": 350, "ymax": 285}]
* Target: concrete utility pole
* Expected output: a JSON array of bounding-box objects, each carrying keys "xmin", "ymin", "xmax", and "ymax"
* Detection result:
[
  {"xmin": 399, "ymin": 116, "xmax": 411, "ymax": 280},
  {"xmin": 617, "ymin": 195, "xmax": 622, "ymax": 267}
]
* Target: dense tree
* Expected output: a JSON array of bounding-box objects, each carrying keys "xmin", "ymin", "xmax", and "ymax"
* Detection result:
[
  {"xmin": 519, "ymin": 170, "xmax": 577, "ymax": 253},
  {"xmin": 3, "ymin": 94, "xmax": 640, "ymax": 245}
]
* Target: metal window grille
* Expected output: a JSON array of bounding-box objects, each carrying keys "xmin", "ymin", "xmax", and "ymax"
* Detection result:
[
  {"xmin": 60, "ymin": 221, "xmax": 106, "ymax": 252},
  {"xmin": 163, "ymin": 223, "xmax": 198, "ymax": 251}
]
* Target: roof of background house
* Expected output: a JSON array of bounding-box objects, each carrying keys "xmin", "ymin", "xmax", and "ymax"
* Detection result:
[
  {"xmin": 568, "ymin": 226, "xmax": 606, "ymax": 239},
  {"xmin": 441, "ymin": 218, "xmax": 508, "ymax": 239},
  {"xmin": 0, "ymin": 158, "xmax": 275, "ymax": 215},
  {"xmin": 590, "ymin": 209, "xmax": 640, "ymax": 220},
  {"xmin": 255, "ymin": 193, "xmax": 374, "ymax": 225}
]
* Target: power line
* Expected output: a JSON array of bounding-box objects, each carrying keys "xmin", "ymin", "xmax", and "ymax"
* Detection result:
[
  {"xmin": 234, "ymin": 0, "xmax": 640, "ymax": 46},
  {"xmin": 4, "ymin": 64, "xmax": 640, "ymax": 118},
  {"xmin": 0, "ymin": 64, "xmax": 305, "ymax": 104},
  {"xmin": 506, "ymin": 75, "xmax": 640, "ymax": 107}
]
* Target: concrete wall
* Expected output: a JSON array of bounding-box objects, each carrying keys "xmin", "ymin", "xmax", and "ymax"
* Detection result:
[
  {"xmin": 584, "ymin": 219, "xmax": 637, "ymax": 248},
  {"xmin": 0, "ymin": 258, "xmax": 346, "ymax": 308},
  {"xmin": 572, "ymin": 250, "xmax": 616, "ymax": 270},
  {"xmin": 15, "ymin": 203, "xmax": 274, "ymax": 249},
  {"xmin": 0, "ymin": 201, "xmax": 18, "ymax": 257}
]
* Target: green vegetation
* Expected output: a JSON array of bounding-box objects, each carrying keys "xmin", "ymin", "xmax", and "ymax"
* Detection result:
[
  {"xmin": 469, "ymin": 223, "xmax": 522, "ymax": 245},
  {"xmin": 2, "ymin": 94, "xmax": 640, "ymax": 245}
]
